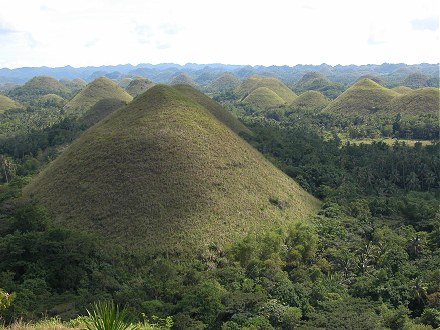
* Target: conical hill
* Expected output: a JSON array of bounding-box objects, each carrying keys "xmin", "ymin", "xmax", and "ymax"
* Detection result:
[
  {"xmin": 64, "ymin": 77, "xmax": 133, "ymax": 115},
  {"xmin": 8, "ymin": 76, "xmax": 71, "ymax": 102},
  {"xmin": 290, "ymin": 91, "xmax": 330, "ymax": 112},
  {"xmin": 242, "ymin": 87, "xmax": 286, "ymax": 110},
  {"xmin": 0, "ymin": 95, "xmax": 20, "ymax": 113},
  {"xmin": 386, "ymin": 87, "xmax": 439, "ymax": 114},
  {"xmin": 323, "ymin": 78, "xmax": 399, "ymax": 115},
  {"xmin": 237, "ymin": 75, "xmax": 297, "ymax": 104},
  {"xmin": 25, "ymin": 85, "xmax": 320, "ymax": 256},
  {"xmin": 125, "ymin": 78, "xmax": 155, "ymax": 97}
]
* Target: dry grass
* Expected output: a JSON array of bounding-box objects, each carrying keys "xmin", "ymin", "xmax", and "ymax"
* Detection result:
[
  {"xmin": 236, "ymin": 74, "xmax": 297, "ymax": 104},
  {"xmin": 64, "ymin": 77, "xmax": 132, "ymax": 115},
  {"xmin": 242, "ymin": 87, "xmax": 286, "ymax": 110},
  {"xmin": 386, "ymin": 87, "xmax": 439, "ymax": 114},
  {"xmin": 25, "ymin": 84, "xmax": 319, "ymax": 257},
  {"xmin": 125, "ymin": 78, "xmax": 155, "ymax": 97},
  {"xmin": 290, "ymin": 90, "xmax": 330, "ymax": 112},
  {"xmin": 0, "ymin": 95, "xmax": 19, "ymax": 113}
]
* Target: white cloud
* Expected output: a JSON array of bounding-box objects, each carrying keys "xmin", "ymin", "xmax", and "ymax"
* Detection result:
[{"xmin": 0, "ymin": 0, "xmax": 438, "ymax": 68}]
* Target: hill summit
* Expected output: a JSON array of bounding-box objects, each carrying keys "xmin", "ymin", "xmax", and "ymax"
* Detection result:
[
  {"xmin": 64, "ymin": 76, "xmax": 133, "ymax": 115},
  {"xmin": 25, "ymin": 85, "xmax": 319, "ymax": 256}
]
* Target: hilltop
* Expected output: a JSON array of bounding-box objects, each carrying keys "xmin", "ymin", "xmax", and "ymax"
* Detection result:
[
  {"xmin": 7, "ymin": 76, "xmax": 71, "ymax": 102},
  {"xmin": 0, "ymin": 95, "xmax": 20, "ymax": 112},
  {"xmin": 125, "ymin": 77, "xmax": 155, "ymax": 97},
  {"xmin": 170, "ymin": 73, "xmax": 197, "ymax": 87},
  {"xmin": 208, "ymin": 73, "xmax": 241, "ymax": 94},
  {"xmin": 386, "ymin": 87, "xmax": 439, "ymax": 114},
  {"xmin": 241, "ymin": 87, "xmax": 286, "ymax": 110},
  {"xmin": 392, "ymin": 86, "xmax": 413, "ymax": 94},
  {"xmin": 64, "ymin": 76, "xmax": 133, "ymax": 115},
  {"xmin": 323, "ymin": 78, "xmax": 399, "ymax": 115},
  {"xmin": 290, "ymin": 90, "xmax": 330, "ymax": 112},
  {"xmin": 236, "ymin": 74, "xmax": 297, "ymax": 104},
  {"xmin": 25, "ymin": 85, "xmax": 319, "ymax": 256}
]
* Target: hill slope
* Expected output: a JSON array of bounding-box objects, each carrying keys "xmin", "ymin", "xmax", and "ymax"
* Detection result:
[
  {"xmin": 7, "ymin": 76, "xmax": 71, "ymax": 102},
  {"xmin": 64, "ymin": 77, "xmax": 133, "ymax": 115},
  {"xmin": 290, "ymin": 91, "xmax": 330, "ymax": 112},
  {"xmin": 386, "ymin": 87, "xmax": 439, "ymax": 114},
  {"xmin": 323, "ymin": 78, "xmax": 399, "ymax": 115},
  {"xmin": 237, "ymin": 75, "xmax": 297, "ymax": 104},
  {"xmin": 25, "ymin": 85, "xmax": 319, "ymax": 256},
  {"xmin": 242, "ymin": 87, "xmax": 286, "ymax": 110},
  {"xmin": 125, "ymin": 78, "xmax": 155, "ymax": 97},
  {"xmin": 0, "ymin": 95, "xmax": 20, "ymax": 112}
]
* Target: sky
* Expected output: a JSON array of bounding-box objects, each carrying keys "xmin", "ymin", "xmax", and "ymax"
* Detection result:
[{"xmin": 0, "ymin": 0, "xmax": 438, "ymax": 69}]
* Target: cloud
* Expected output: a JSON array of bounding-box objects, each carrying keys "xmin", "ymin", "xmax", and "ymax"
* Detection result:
[
  {"xmin": 159, "ymin": 23, "xmax": 181, "ymax": 35},
  {"xmin": 134, "ymin": 24, "xmax": 153, "ymax": 44},
  {"xmin": 0, "ymin": 19, "xmax": 18, "ymax": 35},
  {"xmin": 411, "ymin": 17, "xmax": 439, "ymax": 31}
]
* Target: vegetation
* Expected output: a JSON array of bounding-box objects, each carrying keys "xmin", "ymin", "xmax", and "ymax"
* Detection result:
[
  {"xmin": 386, "ymin": 87, "xmax": 439, "ymax": 114},
  {"xmin": 125, "ymin": 78, "xmax": 155, "ymax": 98},
  {"xmin": 241, "ymin": 87, "xmax": 286, "ymax": 110},
  {"xmin": 236, "ymin": 75, "xmax": 297, "ymax": 104},
  {"xmin": 169, "ymin": 74, "xmax": 197, "ymax": 87},
  {"xmin": 293, "ymin": 71, "xmax": 345, "ymax": 99},
  {"xmin": 0, "ymin": 96, "xmax": 19, "ymax": 113},
  {"xmin": 7, "ymin": 76, "xmax": 72, "ymax": 103},
  {"xmin": 64, "ymin": 77, "xmax": 132, "ymax": 115},
  {"xmin": 289, "ymin": 90, "xmax": 330, "ymax": 112}
]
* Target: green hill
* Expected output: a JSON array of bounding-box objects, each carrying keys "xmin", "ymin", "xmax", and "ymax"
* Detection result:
[
  {"xmin": 173, "ymin": 84, "xmax": 251, "ymax": 135},
  {"xmin": 237, "ymin": 74, "xmax": 297, "ymax": 104},
  {"xmin": 294, "ymin": 72, "xmax": 344, "ymax": 99},
  {"xmin": 64, "ymin": 77, "xmax": 133, "ymax": 115},
  {"xmin": 25, "ymin": 85, "xmax": 320, "ymax": 256},
  {"xmin": 61, "ymin": 78, "xmax": 87, "ymax": 92},
  {"xmin": 323, "ymin": 78, "xmax": 399, "ymax": 115},
  {"xmin": 170, "ymin": 73, "xmax": 197, "ymax": 87},
  {"xmin": 403, "ymin": 72, "xmax": 429, "ymax": 88},
  {"xmin": 209, "ymin": 73, "xmax": 241, "ymax": 94},
  {"xmin": 290, "ymin": 90, "xmax": 330, "ymax": 112},
  {"xmin": 7, "ymin": 76, "xmax": 71, "ymax": 102},
  {"xmin": 80, "ymin": 98, "xmax": 128, "ymax": 127},
  {"xmin": 392, "ymin": 86, "xmax": 413, "ymax": 94},
  {"xmin": 0, "ymin": 95, "xmax": 20, "ymax": 113},
  {"xmin": 36, "ymin": 94, "xmax": 66, "ymax": 108},
  {"xmin": 125, "ymin": 78, "xmax": 155, "ymax": 97},
  {"xmin": 386, "ymin": 87, "xmax": 439, "ymax": 114},
  {"xmin": 242, "ymin": 87, "xmax": 286, "ymax": 110}
]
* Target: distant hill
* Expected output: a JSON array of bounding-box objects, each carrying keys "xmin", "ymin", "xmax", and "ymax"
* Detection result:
[
  {"xmin": 294, "ymin": 72, "xmax": 344, "ymax": 99},
  {"xmin": 7, "ymin": 76, "xmax": 71, "ymax": 102},
  {"xmin": 170, "ymin": 73, "xmax": 197, "ymax": 87},
  {"xmin": 237, "ymin": 74, "xmax": 297, "ymax": 104},
  {"xmin": 242, "ymin": 87, "xmax": 286, "ymax": 110},
  {"xmin": 36, "ymin": 94, "xmax": 66, "ymax": 108},
  {"xmin": 208, "ymin": 73, "xmax": 241, "ymax": 94},
  {"xmin": 64, "ymin": 77, "xmax": 133, "ymax": 115},
  {"xmin": 25, "ymin": 85, "xmax": 319, "ymax": 256},
  {"xmin": 61, "ymin": 78, "xmax": 87, "ymax": 92},
  {"xmin": 125, "ymin": 78, "xmax": 155, "ymax": 97},
  {"xmin": 386, "ymin": 87, "xmax": 439, "ymax": 114},
  {"xmin": 0, "ymin": 95, "xmax": 20, "ymax": 112},
  {"xmin": 80, "ymin": 98, "xmax": 128, "ymax": 127},
  {"xmin": 290, "ymin": 91, "xmax": 330, "ymax": 112},
  {"xmin": 392, "ymin": 86, "xmax": 413, "ymax": 94},
  {"xmin": 403, "ymin": 72, "xmax": 430, "ymax": 88},
  {"xmin": 323, "ymin": 78, "xmax": 399, "ymax": 115}
]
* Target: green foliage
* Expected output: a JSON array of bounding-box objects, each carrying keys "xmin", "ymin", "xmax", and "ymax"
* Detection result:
[
  {"xmin": 85, "ymin": 301, "xmax": 138, "ymax": 330},
  {"xmin": 0, "ymin": 288, "xmax": 15, "ymax": 310}
]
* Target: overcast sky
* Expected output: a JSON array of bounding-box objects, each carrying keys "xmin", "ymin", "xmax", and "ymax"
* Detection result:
[{"xmin": 0, "ymin": 0, "xmax": 438, "ymax": 68}]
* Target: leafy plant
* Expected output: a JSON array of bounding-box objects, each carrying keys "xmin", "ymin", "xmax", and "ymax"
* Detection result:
[{"xmin": 85, "ymin": 301, "xmax": 138, "ymax": 330}]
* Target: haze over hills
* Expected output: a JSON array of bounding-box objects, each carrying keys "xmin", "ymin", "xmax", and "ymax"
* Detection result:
[
  {"xmin": 125, "ymin": 78, "xmax": 155, "ymax": 97},
  {"xmin": 64, "ymin": 76, "xmax": 133, "ymax": 115},
  {"xmin": 25, "ymin": 84, "xmax": 320, "ymax": 255}
]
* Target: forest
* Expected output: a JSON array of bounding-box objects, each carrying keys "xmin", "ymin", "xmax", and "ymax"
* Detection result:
[{"xmin": 0, "ymin": 66, "xmax": 439, "ymax": 329}]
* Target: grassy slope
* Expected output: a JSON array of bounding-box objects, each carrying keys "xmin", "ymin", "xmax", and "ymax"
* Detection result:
[
  {"xmin": 80, "ymin": 98, "xmax": 127, "ymax": 127},
  {"xmin": 25, "ymin": 85, "xmax": 319, "ymax": 256},
  {"xmin": 170, "ymin": 73, "xmax": 197, "ymax": 87},
  {"xmin": 323, "ymin": 78, "xmax": 399, "ymax": 115},
  {"xmin": 8, "ymin": 76, "xmax": 71, "ymax": 102},
  {"xmin": 290, "ymin": 90, "xmax": 330, "ymax": 111},
  {"xmin": 125, "ymin": 78, "xmax": 155, "ymax": 97},
  {"xmin": 391, "ymin": 86, "xmax": 413, "ymax": 94},
  {"xmin": 64, "ymin": 77, "xmax": 133, "ymax": 115},
  {"xmin": 386, "ymin": 87, "xmax": 439, "ymax": 114},
  {"xmin": 237, "ymin": 74, "xmax": 297, "ymax": 104},
  {"xmin": 209, "ymin": 73, "xmax": 241, "ymax": 93},
  {"xmin": 295, "ymin": 72, "xmax": 332, "ymax": 91},
  {"xmin": 242, "ymin": 87, "xmax": 286, "ymax": 110},
  {"xmin": 0, "ymin": 95, "xmax": 19, "ymax": 113},
  {"xmin": 173, "ymin": 84, "xmax": 252, "ymax": 135}
]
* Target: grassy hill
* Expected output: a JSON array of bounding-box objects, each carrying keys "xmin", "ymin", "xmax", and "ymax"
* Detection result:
[
  {"xmin": 170, "ymin": 73, "xmax": 197, "ymax": 87},
  {"xmin": 392, "ymin": 86, "xmax": 413, "ymax": 94},
  {"xmin": 237, "ymin": 74, "xmax": 297, "ymax": 104},
  {"xmin": 125, "ymin": 78, "xmax": 155, "ymax": 97},
  {"xmin": 7, "ymin": 76, "xmax": 71, "ymax": 102},
  {"xmin": 174, "ymin": 84, "xmax": 252, "ymax": 135},
  {"xmin": 36, "ymin": 94, "xmax": 66, "ymax": 108},
  {"xmin": 242, "ymin": 87, "xmax": 286, "ymax": 110},
  {"xmin": 386, "ymin": 87, "xmax": 439, "ymax": 114},
  {"xmin": 403, "ymin": 72, "xmax": 430, "ymax": 88},
  {"xmin": 25, "ymin": 85, "xmax": 320, "ymax": 256},
  {"xmin": 0, "ymin": 95, "xmax": 20, "ymax": 113},
  {"xmin": 323, "ymin": 78, "xmax": 399, "ymax": 115},
  {"xmin": 290, "ymin": 90, "xmax": 330, "ymax": 112},
  {"xmin": 209, "ymin": 73, "xmax": 241, "ymax": 94},
  {"xmin": 80, "ymin": 98, "xmax": 128, "ymax": 127},
  {"xmin": 294, "ymin": 72, "xmax": 344, "ymax": 99},
  {"xmin": 64, "ymin": 77, "xmax": 133, "ymax": 115}
]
